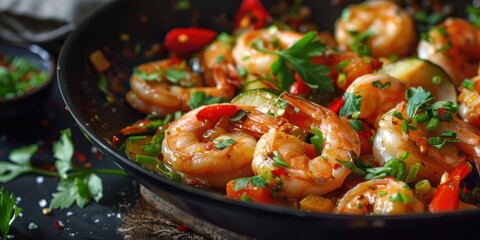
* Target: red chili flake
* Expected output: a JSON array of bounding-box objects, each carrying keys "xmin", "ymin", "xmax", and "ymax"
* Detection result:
[
  {"xmin": 271, "ymin": 168, "xmax": 288, "ymax": 176},
  {"xmin": 333, "ymin": 163, "xmax": 342, "ymax": 169},
  {"xmin": 112, "ymin": 135, "xmax": 121, "ymax": 144},
  {"xmin": 76, "ymin": 151, "xmax": 87, "ymax": 162},
  {"xmin": 177, "ymin": 225, "xmax": 188, "ymax": 232},
  {"xmin": 54, "ymin": 219, "xmax": 64, "ymax": 230},
  {"xmin": 204, "ymin": 142, "xmax": 215, "ymax": 151},
  {"xmin": 437, "ymin": 107, "xmax": 446, "ymax": 119}
]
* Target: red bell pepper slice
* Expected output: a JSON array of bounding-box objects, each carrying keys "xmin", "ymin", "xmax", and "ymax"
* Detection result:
[
  {"xmin": 429, "ymin": 162, "xmax": 473, "ymax": 213},
  {"xmin": 290, "ymin": 73, "xmax": 312, "ymax": 95},
  {"xmin": 234, "ymin": 0, "xmax": 271, "ymax": 30},
  {"xmin": 164, "ymin": 28, "xmax": 217, "ymax": 54},
  {"xmin": 196, "ymin": 104, "xmax": 239, "ymax": 122}
]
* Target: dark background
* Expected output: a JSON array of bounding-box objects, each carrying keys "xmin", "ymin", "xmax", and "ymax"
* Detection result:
[{"xmin": 1, "ymin": 39, "xmax": 139, "ymax": 240}]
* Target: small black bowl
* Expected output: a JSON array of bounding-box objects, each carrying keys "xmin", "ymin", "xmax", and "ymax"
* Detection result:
[{"xmin": 0, "ymin": 41, "xmax": 56, "ymax": 122}]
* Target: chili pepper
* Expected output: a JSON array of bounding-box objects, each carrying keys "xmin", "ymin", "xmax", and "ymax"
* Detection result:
[
  {"xmin": 163, "ymin": 28, "xmax": 217, "ymax": 54},
  {"xmin": 429, "ymin": 162, "xmax": 472, "ymax": 213},
  {"xmin": 234, "ymin": 0, "xmax": 271, "ymax": 30},
  {"xmin": 328, "ymin": 97, "xmax": 344, "ymax": 114},
  {"xmin": 226, "ymin": 179, "xmax": 274, "ymax": 204},
  {"xmin": 290, "ymin": 73, "xmax": 312, "ymax": 95},
  {"xmin": 196, "ymin": 104, "xmax": 238, "ymax": 122}
]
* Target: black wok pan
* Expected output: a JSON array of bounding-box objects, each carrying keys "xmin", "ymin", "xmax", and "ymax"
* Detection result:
[{"xmin": 57, "ymin": 0, "xmax": 478, "ymax": 239}]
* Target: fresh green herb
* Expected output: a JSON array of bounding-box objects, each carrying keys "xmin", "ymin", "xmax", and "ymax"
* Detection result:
[
  {"xmin": 336, "ymin": 59, "xmax": 351, "ymax": 71},
  {"xmin": 461, "ymin": 79, "xmax": 476, "ymax": 91},
  {"xmin": 0, "ymin": 187, "xmax": 22, "ymax": 239},
  {"xmin": 339, "ymin": 91, "xmax": 362, "ymax": 118},
  {"xmin": 128, "ymin": 135, "xmax": 147, "ymax": 142},
  {"xmin": 174, "ymin": 0, "xmax": 191, "ymax": 10},
  {"xmin": 133, "ymin": 67, "xmax": 160, "ymax": 81},
  {"xmin": 366, "ymin": 158, "xmax": 406, "ymax": 181},
  {"xmin": 214, "ymin": 138, "xmax": 237, "ymax": 150},
  {"xmin": 413, "ymin": 10, "xmax": 446, "ymax": 32},
  {"xmin": 405, "ymin": 87, "xmax": 434, "ymax": 121},
  {"xmin": 337, "ymin": 159, "xmax": 367, "ymax": 176},
  {"xmin": 378, "ymin": 190, "xmax": 387, "ymax": 197},
  {"xmin": 98, "ymin": 74, "xmax": 108, "ymax": 95},
  {"xmin": 467, "ymin": 5, "xmax": 480, "ymax": 27},
  {"xmin": 234, "ymin": 176, "xmax": 268, "ymax": 191},
  {"xmin": 431, "ymin": 75, "xmax": 442, "ymax": 85},
  {"xmin": 258, "ymin": 31, "xmax": 332, "ymax": 92},
  {"xmin": 157, "ymin": 162, "xmax": 182, "ymax": 182},
  {"xmin": 348, "ymin": 30, "xmax": 374, "ymax": 56},
  {"xmin": 389, "ymin": 192, "xmax": 416, "ymax": 204},
  {"xmin": 372, "ymin": 80, "xmax": 391, "ymax": 90},
  {"xmin": 217, "ymin": 32, "xmax": 234, "ymax": 45},
  {"xmin": 230, "ymin": 109, "xmax": 250, "ymax": 122},
  {"xmin": 240, "ymin": 194, "xmax": 253, "ymax": 202},
  {"xmin": 310, "ymin": 126, "xmax": 324, "ymax": 155},
  {"xmin": 0, "ymin": 55, "xmax": 49, "ymax": 99},
  {"xmin": 187, "ymin": 91, "xmax": 229, "ymax": 109},
  {"xmin": 0, "ymin": 129, "xmax": 127, "ymax": 210},
  {"xmin": 141, "ymin": 134, "xmax": 164, "ymax": 156},
  {"xmin": 404, "ymin": 163, "xmax": 420, "ymax": 183},
  {"xmin": 348, "ymin": 119, "xmax": 365, "ymax": 131},
  {"xmin": 272, "ymin": 151, "xmax": 290, "ymax": 168},
  {"xmin": 135, "ymin": 155, "xmax": 157, "ymax": 165},
  {"xmin": 163, "ymin": 67, "xmax": 189, "ymax": 84}
]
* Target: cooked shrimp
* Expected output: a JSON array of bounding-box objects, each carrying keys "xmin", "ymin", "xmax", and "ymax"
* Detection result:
[
  {"xmin": 125, "ymin": 59, "xmax": 237, "ymax": 116},
  {"xmin": 251, "ymin": 93, "xmax": 361, "ymax": 199},
  {"xmin": 417, "ymin": 18, "xmax": 480, "ymax": 86},
  {"xmin": 334, "ymin": 178, "xmax": 424, "ymax": 215},
  {"xmin": 373, "ymin": 101, "xmax": 480, "ymax": 184},
  {"xmin": 232, "ymin": 28, "xmax": 303, "ymax": 77},
  {"xmin": 458, "ymin": 75, "xmax": 480, "ymax": 128},
  {"xmin": 334, "ymin": 0, "xmax": 416, "ymax": 58},
  {"xmin": 344, "ymin": 73, "xmax": 407, "ymax": 129},
  {"xmin": 162, "ymin": 103, "xmax": 291, "ymax": 188}
]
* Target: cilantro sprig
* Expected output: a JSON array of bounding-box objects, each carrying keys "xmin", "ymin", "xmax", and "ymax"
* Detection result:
[
  {"xmin": 0, "ymin": 128, "xmax": 128, "ymax": 210},
  {"xmin": 0, "ymin": 187, "xmax": 22, "ymax": 239},
  {"xmin": 256, "ymin": 31, "xmax": 333, "ymax": 92}
]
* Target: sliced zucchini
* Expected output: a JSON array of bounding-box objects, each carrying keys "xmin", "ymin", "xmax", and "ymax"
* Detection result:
[
  {"xmin": 231, "ymin": 88, "xmax": 285, "ymax": 116},
  {"xmin": 380, "ymin": 58, "xmax": 457, "ymax": 102}
]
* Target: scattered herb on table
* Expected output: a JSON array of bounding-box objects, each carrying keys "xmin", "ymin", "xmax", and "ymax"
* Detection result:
[
  {"xmin": 0, "ymin": 53, "xmax": 49, "ymax": 99},
  {"xmin": 0, "ymin": 187, "xmax": 22, "ymax": 239},
  {"xmin": 0, "ymin": 128, "xmax": 128, "ymax": 210}
]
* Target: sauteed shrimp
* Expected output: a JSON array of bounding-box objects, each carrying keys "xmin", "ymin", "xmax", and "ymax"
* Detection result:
[
  {"xmin": 250, "ymin": 93, "xmax": 360, "ymax": 199},
  {"xmin": 126, "ymin": 59, "xmax": 237, "ymax": 116},
  {"xmin": 120, "ymin": 0, "xmax": 480, "ymax": 214},
  {"xmin": 334, "ymin": 0, "xmax": 416, "ymax": 58},
  {"xmin": 344, "ymin": 73, "xmax": 407, "ymax": 129},
  {"xmin": 162, "ymin": 103, "xmax": 291, "ymax": 188},
  {"xmin": 458, "ymin": 75, "xmax": 480, "ymax": 128},
  {"xmin": 335, "ymin": 178, "xmax": 424, "ymax": 215},
  {"xmin": 232, "ymin": 28, "xmax": 303, "ymax": 77},
  {"xmin": 373, "ymin": 100, "xmax": 480, "ymax": 184},
  {"xmin": 417, "ymin": 18, "xmax": 480, "ymax": 86}
]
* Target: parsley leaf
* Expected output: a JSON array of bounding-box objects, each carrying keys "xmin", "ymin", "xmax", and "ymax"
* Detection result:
[
  {"xmin": 405, "ymin": 87, "xmax": 434, "ymax": 121},
  {"xmin": 187, "ymin": 91, "xmax": 229, "ymax": 109},
  {"xmin": 53, "ymin": 128, "xmax": 74, "ymax": 179},
  {"xmin": 0, "ymin": 187, "xmax": 22, "ymax": 239},
  {"xmin": 269, "ymin": 31, "xmax": 333, "ymax": 92},
  {"xmin": 214, "ymin": 138, "xmax": 237, "ymax": 150},
  {"xmin": 310, "ymin": 126, "xmax": 324, "ymax": 155},
  {"xmin": 0, "ymin": 144, "xmax": 36, "ymax": 183},
  {"xmin": 339, "ymin": 91, "xmax": 362, "ymax": 118}
]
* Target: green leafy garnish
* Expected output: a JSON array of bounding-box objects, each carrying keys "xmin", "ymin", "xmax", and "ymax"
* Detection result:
[
  {"xmin": 214, "ymin": 138, "xmax": 237, "ymax": 150},
  {"xmin": 348, "ymin": 30, "xmax": 374, "ymax": 56},
  {"xmin": 339, "ymin": 91, "xmax": 362, "ymax": 118},
  {"xmin": 272, "ymin": 151, "xmax": 290, "ymax": 168},
  {"xmin": 257, "ymin": 31, "xmax": 332, "ymax": 92},
  {"xmin": 187, "ymin": 91, "xmax": 229, "ymax": 109},
  {"xmin": 405, "ymin": 87, "xmax": 434, "ymax": 121},
  {"xmin": 234, "ymin": 176, "xmax": 268, "ymax": 191},
  {"xmin": 389, "ymin": 192, "xmax": 416, "ymax": 204},
  {"xmin": 133, "ymin": 67, "xmax": 160, "ymax": 81},
  {"xmin": 461, "ymin": 79, "xmax": 476, "ymax": 91},
  {"xmin": 372, "ymin": 80, "xmax": 391, "ymax": 90},
  {"xmin": 467, "ymin": 4, "xmax": 480, "ymax": 27},
  {"xmin": 310, "ymin": 126, "xmax": 324, "ymax": 155},
  {"xmin": 0, "ymin": 128, "xmax": 127, "ymax": 210},
  {"xmin": 157, "ymin": 162, "xmax": 182, "ymax": 182},
  {"xmin": 0, "ymin": 187, "xmax": 22, "ymax": 239}
]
